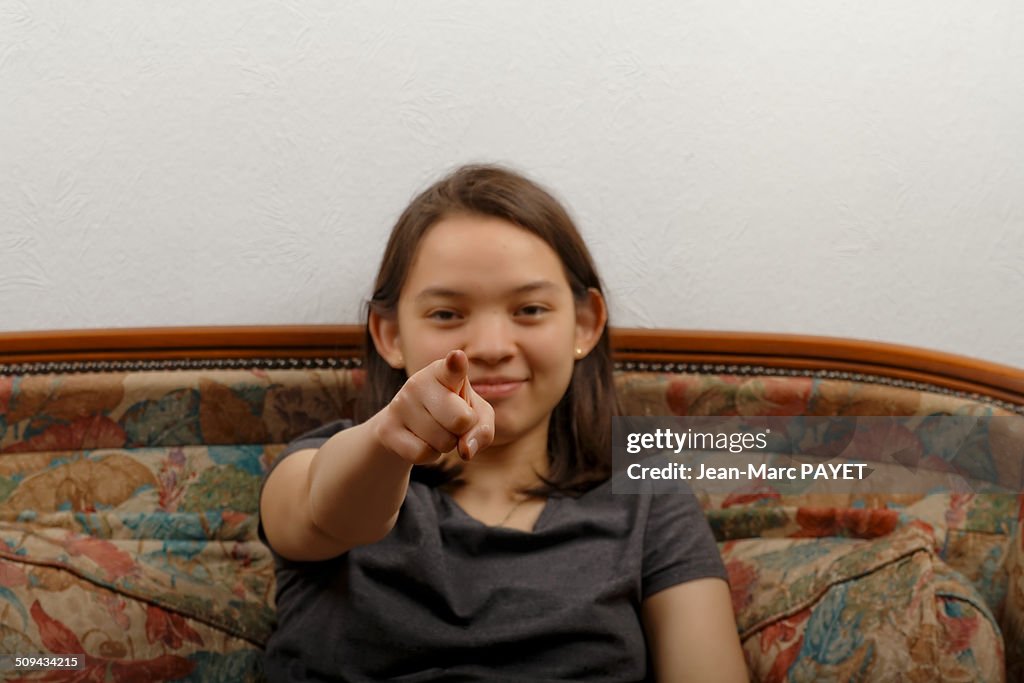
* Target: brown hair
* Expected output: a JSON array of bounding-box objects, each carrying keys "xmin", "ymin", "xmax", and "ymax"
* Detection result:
[{"xmin": 359, "ymin": 164, "xmax": 618, "ymax": 496}]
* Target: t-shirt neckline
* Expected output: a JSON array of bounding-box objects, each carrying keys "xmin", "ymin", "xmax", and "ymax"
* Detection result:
[{"xmin": 437, "ymin": 488, "xmax": 558, "ymax": 535}]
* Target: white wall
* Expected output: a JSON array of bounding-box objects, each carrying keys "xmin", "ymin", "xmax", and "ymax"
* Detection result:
[{"xmin": 2, "ymin": 1, "xmax": 1022, "ymax": 368}]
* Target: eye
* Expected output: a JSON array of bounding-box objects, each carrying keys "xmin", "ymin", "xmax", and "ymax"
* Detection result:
[
  {"xmin": 427, "ymin": 309, "xmax": 460, "ymax": 322},
  {"xmin": 517, "ymin": 304, "xmax": 549, "ymax": 317}
]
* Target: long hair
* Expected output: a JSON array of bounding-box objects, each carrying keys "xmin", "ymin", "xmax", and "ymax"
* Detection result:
[{"xmin": 358, "ymin": 164, "xmax": 619, "ymax": 495}]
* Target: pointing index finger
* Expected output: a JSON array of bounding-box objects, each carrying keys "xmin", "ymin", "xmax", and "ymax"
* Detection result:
[{"xmin": 437, "ymin": 350, "xmax": 469, "ymax": 397}]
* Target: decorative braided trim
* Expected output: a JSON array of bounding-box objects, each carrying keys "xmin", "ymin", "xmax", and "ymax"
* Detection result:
[
  {"xmin": 2, "ymin": 356, "xmax": 1020, "ymax": 415},
  {"xmin": 0, "ymin": 357, "xmax": 362, "ymax": 375}
]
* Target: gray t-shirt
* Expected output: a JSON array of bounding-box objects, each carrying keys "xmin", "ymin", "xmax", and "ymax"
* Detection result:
[{"xmin": 259, "ymin": 420, "xmax": 727, "ymax": 682}]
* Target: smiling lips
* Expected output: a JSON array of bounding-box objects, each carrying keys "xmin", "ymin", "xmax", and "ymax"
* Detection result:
[{"xmin": 471, "ymin": 378, "xmax": 525, "ymax": 400}]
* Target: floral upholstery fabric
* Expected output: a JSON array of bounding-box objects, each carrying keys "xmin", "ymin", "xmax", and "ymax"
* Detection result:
[
  {"xmin": 0, "ymin": 369, "xmax": 356, "ymax": 681},
  {"xmin": 0, "ymin": 366, "xmax": 1016, "ymax": 681},
  {"xmin": 725, "ymin": 526, "xmax": 1002, "ymax": 681}
]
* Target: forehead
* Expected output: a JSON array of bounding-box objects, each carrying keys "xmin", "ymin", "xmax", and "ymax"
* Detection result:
[{"xmin": 402, "ymin": 214, "xmax": 572, "ymax": 297}]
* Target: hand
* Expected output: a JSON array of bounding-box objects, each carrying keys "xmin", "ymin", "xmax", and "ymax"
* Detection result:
[{"xmin": 372, "ymin": 350, "xmax": 495, "ymax": 465}]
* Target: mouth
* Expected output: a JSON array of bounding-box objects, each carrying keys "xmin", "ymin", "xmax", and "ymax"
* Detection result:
[{"xmin": 471, "ymin": 379, "xmax": 525, "ymax": 400}]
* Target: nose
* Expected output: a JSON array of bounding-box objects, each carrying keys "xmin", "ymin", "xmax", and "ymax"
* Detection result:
[{"xmin": 464, "ymin": 313, "xmax": 516, "ymax": 365}]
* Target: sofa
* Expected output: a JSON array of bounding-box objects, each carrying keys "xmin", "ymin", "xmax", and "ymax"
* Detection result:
[{"xmin": 0, "ymin": 325, "xmax": 1022, "ymax": 682}]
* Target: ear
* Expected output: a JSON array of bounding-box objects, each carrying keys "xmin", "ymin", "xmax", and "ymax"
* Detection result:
[
  {"xmin": 574, "ymin": 288, "xmax": 608, "ymax": 359},
  {"xmin": 368, "ymin": 309, "xmax": 405, "ymax": 369}
]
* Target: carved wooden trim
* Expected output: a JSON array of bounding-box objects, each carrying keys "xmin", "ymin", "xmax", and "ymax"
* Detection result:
[{"xmin": 0, "ymin": 326, "xmax": 360, "ymax": 362}]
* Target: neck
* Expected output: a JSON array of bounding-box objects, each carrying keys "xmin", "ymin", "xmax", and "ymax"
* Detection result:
[{"xmin": 453, "ymin": 418, "xmax": 551, "ymax": 498}]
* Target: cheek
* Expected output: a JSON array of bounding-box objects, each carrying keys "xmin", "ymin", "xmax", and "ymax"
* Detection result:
[
  {"xmin": 529, "ymin": 340, "xmax": 577, "ymax": 386},
  {"xmin": 395, "ymin": 313, "xmax": 451, "ymax": 375},
  {"xmin": 403, "ymin": 346, "xmax": 450, "ymax": 377},
  {"xmin": 539, "ymin": 322, "xmax": 578, "ymax": 366}
]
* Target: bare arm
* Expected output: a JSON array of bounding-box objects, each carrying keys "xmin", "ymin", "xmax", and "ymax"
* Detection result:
[
  {"xmin": 260, "ymin": 414, "xmax": 415, "ymax": 562},
  {"xmin": 642, "ymin": 577, "xmax": 749, "ymax": 682},
  {"xmin": 260, "ymin": 350, "xmax": 494, "ymax": 562}
]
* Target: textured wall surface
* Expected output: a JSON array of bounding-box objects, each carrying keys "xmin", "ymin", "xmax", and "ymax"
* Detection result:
[{"xmin": 2, "ymin": 2, "xmax": 1022, "ymax": 368}]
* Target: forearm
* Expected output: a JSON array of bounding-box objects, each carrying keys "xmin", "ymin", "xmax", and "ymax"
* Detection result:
[
  {"xmin": 643, "ymin": 578, "xmax": 749, "ymax": 682},
  {"xmin": 261, "ymin": 412, "xmax": 415, "ymax": 562},
  {"xmin": 306, "ymin": 412, "xmax": 414, "ymax": 545}
]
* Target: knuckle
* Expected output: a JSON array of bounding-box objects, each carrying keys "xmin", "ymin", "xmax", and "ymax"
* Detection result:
[
  {"xmin": 389, "ymin": 389, "xmax": 413, "ymax": 417},
  {"xmin": 449, "ymin": 408, "xmax": 476, "ymax": 434},
  {"xmin": 403, "ymin": 373, "xmax": 426, "ymax": 397},
  {"xmin": 427, "ymin": 432, "xmax": 457, "ymax": 455}
]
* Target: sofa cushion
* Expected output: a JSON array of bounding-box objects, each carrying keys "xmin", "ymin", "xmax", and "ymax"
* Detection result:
[
  {"xmin": 998, "ymin": 521, "xmax": 1024, "ymax": 682},
  {"xmin": 0, "ymin": 554, "xmax": 263, "ymax": 681},
  {"xmin": 724, "ymin": 525, "xmax": 1004, "ymax": 681},
  {"xmin": 0, "ymin": 442, "xmax": 278, "ymax": 645}
]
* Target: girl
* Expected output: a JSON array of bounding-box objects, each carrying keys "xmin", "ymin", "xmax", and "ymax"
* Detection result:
[{"xmin": 258, "ymin": 165, "xmax": 747, "ymax": 682}]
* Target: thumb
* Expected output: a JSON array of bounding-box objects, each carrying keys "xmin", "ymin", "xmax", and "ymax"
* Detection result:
[
  {"xmin": 457, "ymin": 385, "xmax": 494, "ymax": 461},
  {"xmin": 458, "ymin": 416, "xmax": 493, "ymax": 461},
  {"xmin": 435, "ymin": 349, "xmax": 468, "ymax": 395}
]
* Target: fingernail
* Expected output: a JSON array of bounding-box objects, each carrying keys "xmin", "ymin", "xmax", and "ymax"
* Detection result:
[{"xmin": 467, "ymin": 438, "xmax": 478, "ymax": 459}]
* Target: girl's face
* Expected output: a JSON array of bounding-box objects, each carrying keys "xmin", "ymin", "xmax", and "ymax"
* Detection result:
[{"xmin": 373, "ymin": 213, "xmax": 606, "ymax": 448}]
